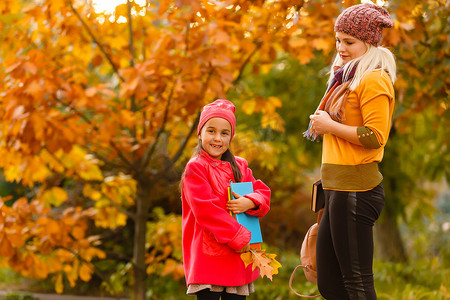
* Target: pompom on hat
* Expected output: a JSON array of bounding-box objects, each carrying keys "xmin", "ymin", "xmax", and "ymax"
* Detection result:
[
  {"xmin": 197, "ymin": 99, "xmax": 236, "ymax": 139},
  {"xmin": 334, "ymin": 3, "xmax": 393, "ymax": 46}
]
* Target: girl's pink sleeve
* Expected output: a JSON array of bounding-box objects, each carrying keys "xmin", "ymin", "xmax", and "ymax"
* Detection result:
[
  {"xmin": 183, "ymin": 161, "xmax": 251, "ymax": 251},
  {"xmin": 239, "ymin": 160, "xmax": 271, "ymax": 217}
]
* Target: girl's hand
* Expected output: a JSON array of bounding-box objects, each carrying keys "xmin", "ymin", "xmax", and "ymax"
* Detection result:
[
  {"xmin": 237, "ymin": 243, "xmax": 250, "ymax": 253},
  {"xmin": 227, "ymin": 191, "xmax": 256, "ymax": 214},
  {"xmin": 310, "ymin": 110, "xmax": 334, "ymax": 135}
]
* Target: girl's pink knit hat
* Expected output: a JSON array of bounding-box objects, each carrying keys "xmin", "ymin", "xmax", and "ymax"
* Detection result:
[
  {"xmin": 197, "ymin": 99, "xmax": 236, "ymax": 139},
  {"xmin": 334, "ymin": 3, "xmax": 393, "ymax": 46}
]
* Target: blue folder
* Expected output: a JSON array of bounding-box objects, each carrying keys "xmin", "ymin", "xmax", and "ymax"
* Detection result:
[{"xmin": 230, "ymin": 182, "xmax": 263, "ymax": 244}]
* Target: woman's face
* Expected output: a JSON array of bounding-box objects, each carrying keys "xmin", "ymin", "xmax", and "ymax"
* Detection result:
[
  {"xmin": 335, "ymin": 32, "xmax": 367, "ymax": 64},
  {"xmin": 199, "ymin": 117, "xmax": 232, "ymax": 159}
]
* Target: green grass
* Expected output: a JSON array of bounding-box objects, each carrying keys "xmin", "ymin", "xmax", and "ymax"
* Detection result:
[
  {"xmin": 375, "ymin": 259, "xmax": 450, "ymax": 300},
  {"xmin": 2, "ymin": 292, "xmax": 38, "ymax": 300},
  {"xmin": 0, "ymin": 267, "xmax": 28, "ymax": 290}
]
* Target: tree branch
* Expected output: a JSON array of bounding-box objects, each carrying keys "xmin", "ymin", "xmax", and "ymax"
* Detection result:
[
  {"xmin": 126, "ymin": 0, "xmax": 138, "ymax": 144},
  {"xmin": 165, "ymin": 111, "xmax": 200, "ymax": 172},
  {"xmin": 162, "ymin": 66, "xmax": 215, "ymax": 172},
  {"xmin": 140, "ymin": 86, "xmax": 174, "ymax": 170},
  {"xmin": 69, "ymin": 2, "xmax": 125, "ymax": 82},
  {"xmin": 232, "ymin": 1, "xmax": 305, "ymax": 86},
  {"xmin": 185, "ymin": 21, "xmax": 190, "ymax": 54},
  {"xmin": 108, "ymin": 140, "xmax": 136, "ymax": 171},
  {"xmin": 232, "ymin": 41, "xmax": 263, "ymax": 85},
  {"xmin": 65, "ymin": 104, "xmax": 135, "ymax": 170},
  {"xmin": 127, "ymin": 0, "xmax": 136, "ymax": 67},
  {"xmin": 48, "ymin": 90, "xmax": 131, "ymax": 170}
]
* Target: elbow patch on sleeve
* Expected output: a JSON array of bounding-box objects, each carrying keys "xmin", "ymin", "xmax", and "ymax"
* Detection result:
[{"xmin": 357, "ymin": 127, "xmax": 381, "ymax": 149}]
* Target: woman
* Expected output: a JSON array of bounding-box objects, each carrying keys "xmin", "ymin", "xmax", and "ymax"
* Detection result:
[{"xmin": 304, "ymin": 3, "xmax": 396, "ymax": 299}]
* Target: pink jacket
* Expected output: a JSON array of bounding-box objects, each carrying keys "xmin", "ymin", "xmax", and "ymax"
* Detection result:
[{"xmin": 181, "ymin": 150, "xmax": 271, "ymax": 287}]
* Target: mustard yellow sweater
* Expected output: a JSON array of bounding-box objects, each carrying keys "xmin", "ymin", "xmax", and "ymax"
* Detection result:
[{"xmin": 321, "ymin": 70, "xmax": 395, "ymax": 191}]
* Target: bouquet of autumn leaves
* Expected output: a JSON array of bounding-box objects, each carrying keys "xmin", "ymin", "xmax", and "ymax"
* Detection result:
[{"xmin": 240, "ymin": 248, "xmax": 282, "ymax": 280}]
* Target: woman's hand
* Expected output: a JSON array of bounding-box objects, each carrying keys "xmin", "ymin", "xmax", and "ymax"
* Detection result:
[
  {"xmin": 310, "ymin": 110, "xmax": 362, "ymax": 145},
  {"xmin": 227, "ymin": 191, "xmax": 256, "ymax": 214},
  {"xmin": 309, "ymin": 110, "xmax": 334, "ymax": 135}
]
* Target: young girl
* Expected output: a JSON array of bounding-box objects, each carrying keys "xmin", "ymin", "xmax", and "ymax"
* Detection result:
[
  {"xmin": 181, "ymin": 99, "xmax": 271, "ymax": 300},
  {"xmin": 304, "ymin": 3, "xmax": 396, "ymax": 299}
]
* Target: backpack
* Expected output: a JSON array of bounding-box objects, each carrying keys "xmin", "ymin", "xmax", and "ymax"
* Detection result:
[{"xmin": 289, "ymin": 208, "xmax": 324, "ymax": 298}]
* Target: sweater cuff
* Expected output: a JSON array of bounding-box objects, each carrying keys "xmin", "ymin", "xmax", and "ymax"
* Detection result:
[
  {"xmin": 227, "ymin": 226, "xmax": 251, "ymax": 251},
  {"xmin": 357, "ymin": 127, "xmax": 381, "ymax": 149}
]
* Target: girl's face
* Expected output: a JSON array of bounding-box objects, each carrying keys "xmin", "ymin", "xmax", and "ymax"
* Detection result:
[
  {"xmin": 199, "ymin": 117, "xmax": 232, "ymax": 159},
  {"xmin": 335, "ymin": 32, "xmax": 367, "ymax": 64}
]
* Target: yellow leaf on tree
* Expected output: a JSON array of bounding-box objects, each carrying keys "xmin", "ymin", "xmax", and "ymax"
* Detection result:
[
  {"xmin": 161, "ymin": 258, "xmax": 178, "ymax": 276},
  {"xmin": 78, "ymin": 164, "xmax": 104, "ymax": 181},
  {"xmin": 42, "ymin": 187, "xmax": 68, "ymax": 207},
  {"xmin": 242, "ymin": 99, "xmax": 257, "ymax": 115},
  {"xmin": 119, "ymin": 109, "xmax": 137, "ymax": 128},
  {"xmin": 312, "ymin": 38, "xmax": 332, "ymax": 53},
  {"xmin": 79, "ymin": 262, "xmax": 92, "ymax": 282},
  {"xmin": 261, "ymin": 113, "xmax": 285, "ymax": 132},
  {"xmin": 72, "ymin": 226, "xmax": 85, "ymax": 240},
  {"xmin": 55, "ymin": 272, "xmax": 64, "ymax": 294},
  {"xmin": 297, "ymin": 48, "xmax": 315, "ymax": 65},
  {"xmin": 82, "ymin": 247, "xmax": 106, "ymax": 261},
  {"xmin": 83, "ymin": 184, "xmax": 102, "ymax": 201},
  {"xmin": 64, "ymin": 262, "xmax": 77, "ymax": 287},
  {"xmin": 33, "ymin": 256, "xmax": 49, "ymax": 279},
  {"xmin": 267, "ymin": 96, "xmax": 282, "ymax": 108}
]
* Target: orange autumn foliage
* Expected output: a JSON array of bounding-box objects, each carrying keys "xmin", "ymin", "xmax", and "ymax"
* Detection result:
[{"xmin": 0, "ymin": 0, "xmax": 447, "ymax": 297}]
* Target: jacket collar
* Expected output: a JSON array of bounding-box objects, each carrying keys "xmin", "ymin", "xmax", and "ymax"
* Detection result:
[{"xmin": 200, "ymin": 149, "xmax": 223, "ymax": 168}]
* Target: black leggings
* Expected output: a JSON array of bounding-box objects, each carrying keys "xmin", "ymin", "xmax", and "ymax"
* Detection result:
[
  {"xmin": 316, "ymin": 184, "xmax": 384, "ymax": 300},
  {"xmin": 196, "ymin": 289, "xmax": 246, "ymax": 300}
]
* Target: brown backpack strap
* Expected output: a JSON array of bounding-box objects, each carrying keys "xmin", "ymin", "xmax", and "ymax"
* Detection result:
[
  {"xmin": 317, "ymin": 208, "xmax": 324, "ymax": 224},
  {"xmin": 289, "ymin": 265, "xmax": 321, "ymax": 298}
]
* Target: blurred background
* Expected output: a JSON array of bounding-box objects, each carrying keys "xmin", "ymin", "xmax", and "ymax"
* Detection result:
[{"xmin": 0, "ymin": 0, "xmax": 448, "ymax": 299}]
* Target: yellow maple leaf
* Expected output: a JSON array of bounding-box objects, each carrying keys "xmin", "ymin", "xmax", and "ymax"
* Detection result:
[
  {"xmin": 267, "ymin": 253, "xmax": 282, "ymax": 275},
  {"xmin": 240, "ymin": 251, "xmax": 253, "ymax": 268}
]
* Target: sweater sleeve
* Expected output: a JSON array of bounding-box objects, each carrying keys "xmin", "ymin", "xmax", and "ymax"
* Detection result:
[
  {"xmin": 357, "ymin": 71, "xmax": 394, "ymax": 149},
  {"xmin": 183, "ymin": 160, "xmax": 250, "ymax": 251},
  {"xmin": 237, "ymin": 158, "xmax": 271, "ymax": 217}
]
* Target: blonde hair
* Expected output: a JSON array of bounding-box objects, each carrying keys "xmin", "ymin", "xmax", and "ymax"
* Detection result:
[{"xmin": 328, "ymin": 44, "xmax": 397, "ymax": 90}]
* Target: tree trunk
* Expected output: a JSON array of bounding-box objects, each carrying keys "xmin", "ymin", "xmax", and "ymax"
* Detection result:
[
  {"xmin": 374, "ymin": 203, "xmax": 408, "ymax": 262},
  {"xmin": 133, "ymin": 182, "xmax": 151, "ymax": 300}
]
